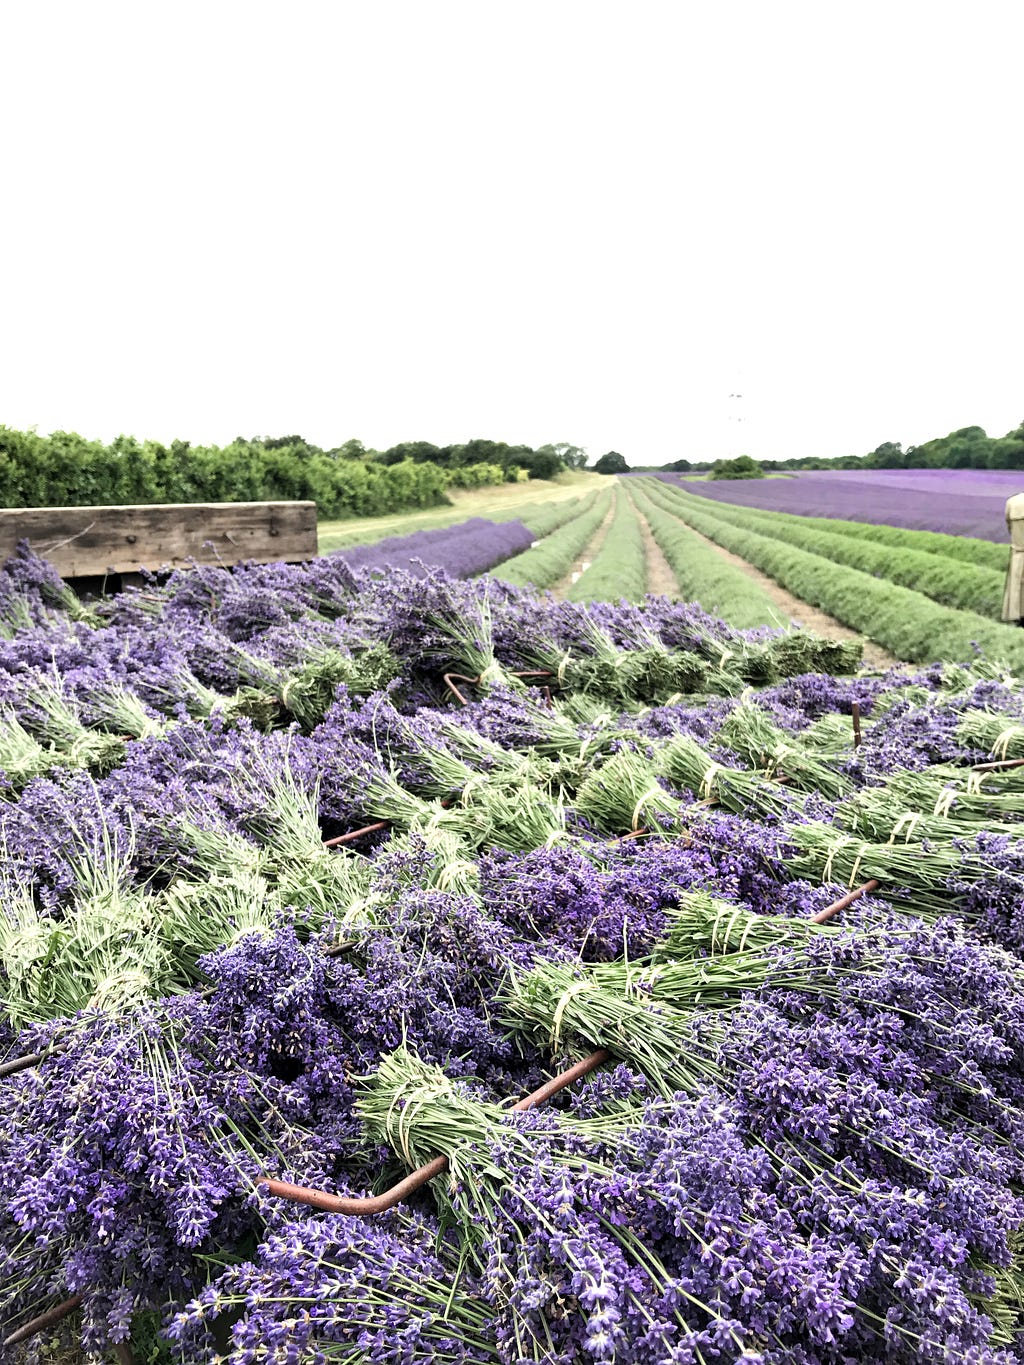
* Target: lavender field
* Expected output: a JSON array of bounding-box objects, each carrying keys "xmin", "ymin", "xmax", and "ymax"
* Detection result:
[
  {"xmin": 336, "ymin": 516, "xmax": 534, "ymax": 578},
  {"xmin": 8, "ymin": 541, "xmax": 1024, "ymax": 1362},
  {"xmin": 8, "ymin": 483, "xmax": 1024, "ymax": 1365},
  {"xmin": 666, "ymin": 469, "xmax": 1024, "ymax": 541}
]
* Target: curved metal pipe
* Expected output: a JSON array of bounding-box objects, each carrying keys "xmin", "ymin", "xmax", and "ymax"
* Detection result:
[
  {"xmin": 258, "ymin": 1048, "xmax": 612, "ymax": 1216},
  {"xmin": 0, "ymin": 1048, "xmax": 46, "ymax": 1078},
  {"xmin": 3, "ymin": 1293, "xmax": 84, "ymax": 1347},
  {"xmin": 322, "ymin": 821, "xmax": 390, "ymax": 848},
  {"xmin": 809, "ymin": 879, "xmax": 880, "ymax": 924}
]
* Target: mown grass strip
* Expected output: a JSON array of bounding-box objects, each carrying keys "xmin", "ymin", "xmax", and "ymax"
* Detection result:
[
  {"xmin": 628, "ymin": 483, "xmax": 780, "ymax": 628},
  {"xmin": 491, "ymin": 488, "xmax": 615, "ymax": 589},
  {"xmin": 661, "ymin": 477, "xmax": 1010, "ymax": 571},
  {"xmin": 320, "ymin": 496, "xmax": 589, "ymax": 554},
  {"xmin": 517, "ymin": 492, "xmax": 595, "ymax": 537},
  {"xmin": 565, "ymin": 487, "xmax": 647, "ymax": 602},
  {"xmin": 640, "ymin": 481, "xmax": 1024, "ymax": 666},
  {"xmin": 772, "ymin": 507, "xmax": 1008, "ymax": 572},
  {"xmin": 644, "ymin": 481, "xmax": 1006, "ymax": 618}
]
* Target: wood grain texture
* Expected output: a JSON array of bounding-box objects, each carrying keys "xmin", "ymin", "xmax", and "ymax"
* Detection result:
[{"xmin": 0, "ymin": 502, "xmax": 318, "ymax": 576}]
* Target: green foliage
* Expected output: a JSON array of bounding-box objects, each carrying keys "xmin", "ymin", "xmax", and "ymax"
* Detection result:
[
  {"xmin": 657, "ymin": 487, "xmax": 1006, "ymax": 618},
  {"xmin": 754, "ymin": 420, "xmax": 1024, "ymax": 472},
  {"xmin": 764, "ymin": 510, "xmax": 1009, "ymax": 573},
  {"xmin": 494, "ymin": 490, "xmax": 614, "ymax": 589},
  {"xmin": 378, "ymin": 437, "xmax": 568, "ymax": 480},
  {"xmin": 0, "ymin": 426, "xmax": 457, "ymax": 519},
  {"xmin": 443, "ymin": 462, "xmax": 506, "ymax": 489},
  {"xmin": 709, "ymin": 455, "xmax": 764, "ymax": 481},
  {"xmin": 537, "ymin": 442, "xmax": 589, "ymax": 470},
  {"xmin": 0, "ymin": 427, "xmax": 553, "ymax": 518},
  {"xmin": 566, "ymin": 488, "xmax": 646, "ymax": 603},
  {"xmin": 517, "ymin": 495, "xmax": 593, "ymax": 538},
  {"xmin": 631, "ymin": 482, "xmax": 780, "ymax": 628},
  {"xmin": 651, "ymin": 483, "xmax": 1024, "ymax": 667},
  {"xmin": 593, "ymin": 451, "xmax": 629, "ymax": 474}
]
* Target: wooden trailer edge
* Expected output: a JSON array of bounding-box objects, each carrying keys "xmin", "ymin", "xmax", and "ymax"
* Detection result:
[{"xmin": 0, "ymin": 502, "xmax": 319, "ymax": 577}]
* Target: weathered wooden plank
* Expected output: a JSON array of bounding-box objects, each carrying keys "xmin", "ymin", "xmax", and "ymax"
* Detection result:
[{"xmin": 0, "ymin": 502, "xmax": 318, "ymax": 577}]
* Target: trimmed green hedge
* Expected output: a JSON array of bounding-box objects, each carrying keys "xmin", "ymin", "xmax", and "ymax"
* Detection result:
[
  {"xmin": 645, "ymin": 482, "xmax": 1005, "ymax": 618},
  {"xmin": 493, "ymin": 489, "xmax": 614, "ymax": 589},
  {"xmin": 516, "ymin": 493, "xmax": 595, "ymax": 538},
  {"xmin": 777, "ymin": 510, "xmax": 1008, "ymax": 573},
  {"xmin": 629, "ymin": 483, "xmax": 779, "ymax": 628},
  {"xmin": 641, "ymin": 481, "xmax": 1024, "ymax": 666},
  {"xmin": 566, "ymin": 488, "xmax": 646, "ymax": 602}
]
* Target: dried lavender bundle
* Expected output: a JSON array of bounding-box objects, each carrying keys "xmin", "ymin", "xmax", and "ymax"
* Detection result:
[
  {"xmin": 502, "ymin": 925, "xmax": 1024, "ymax": 1355},
  {"xmin": 18, "ymin": 681, "xmax": 126, "ymax": 774},
  {"xmin": 958, "ymin": 708, "xmax": 1024, "ymax": 760},
  {"xmin": 885, "ymin": 764, "xmax": 1024, "ymax": 819},
  {"xmin": 573, "ymin": 750, "xmax": 686, "ymax": 835},
  {"xmin": 0, "ymin": 714, "xmax": 65, "ymax": 792},
  {"xmin": 656, "ymin": 732, "xmax": 800, "ymax": 820},
  {"xmin": 656, "ymin": 889, "xmax": 839, "ymax": 960},
  {"xmin": 835, "ymin": 783, "xmax": 1024, "ymax": 844},
  {"xmin": 716, "ymin": 700, "xmax": 853, "ymax": 799},
  {"xmin": 358, "ymin": 1047, "xmax": 760, "ymax": 1362}
]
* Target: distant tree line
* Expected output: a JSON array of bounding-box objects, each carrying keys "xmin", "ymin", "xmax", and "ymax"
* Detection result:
[
  {"xmin": 376, "ymin": 439, "xmax": 587, "ymax": 481},
  {"xmin": 655, "ymin": 420, "xmax": 1024, "ymax": 474},
  {"xmin": 0, "ymin": 427, "xmax": 583, "ymax": 517},
  {"xmin": 849, "ymin": 421, "xmax": 1024, "ymax": 471}
]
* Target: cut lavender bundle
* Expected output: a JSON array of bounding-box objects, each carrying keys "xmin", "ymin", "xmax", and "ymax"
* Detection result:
[
  {"xmin": 715, "ymin": 699, "xmax": 853, "ymax": 800},
  {"xmin": 656, "ymin": 732, "xmax": 801, "ymax": 821}
]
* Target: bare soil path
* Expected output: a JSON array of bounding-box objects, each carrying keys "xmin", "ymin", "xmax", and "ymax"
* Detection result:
[
  {"xmin": 662, "ymin": 519, "xmax": 900, "ymax": 670},
  {"xmin": 550, "ymin": 497, "xmax": 618, "ymax": 599},
  {"xmin": 632, "ymin": 505, "xmax": 679, "ymax": 597}
]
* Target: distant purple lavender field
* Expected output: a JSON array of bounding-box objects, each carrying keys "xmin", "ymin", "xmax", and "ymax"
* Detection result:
[
  {"xmin": 335, "ymin": 517, "xmax": 534, "ymax": 578},
  {"xmin": 660, "ymin": 470, "xmax": 1024, "ymax": 542}
]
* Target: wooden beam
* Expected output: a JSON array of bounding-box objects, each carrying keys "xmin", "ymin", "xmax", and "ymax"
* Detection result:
[{"xmin": 0, "ymin": 502, "xmax": 318, "ymax": 577}]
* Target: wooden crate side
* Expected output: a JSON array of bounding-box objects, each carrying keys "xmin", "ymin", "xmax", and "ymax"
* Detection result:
[{"xmin": 0, "ymin": 502, "xmax": 318, "ymax": 576}]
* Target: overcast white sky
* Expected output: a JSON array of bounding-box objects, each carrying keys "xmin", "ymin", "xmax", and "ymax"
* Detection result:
[{"xmin": 2, "ymin": 1, "xmax": 1022, "ymax": 465}]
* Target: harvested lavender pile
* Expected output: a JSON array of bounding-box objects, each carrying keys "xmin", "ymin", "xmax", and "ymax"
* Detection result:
[{"xmin": 4, "ymin": 545, "xmax": 1024, "ymax": 1362}]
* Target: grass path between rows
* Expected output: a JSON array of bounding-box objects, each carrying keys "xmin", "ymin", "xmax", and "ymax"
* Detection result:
[
  {"xmin": 317, "ymin": 471, "xmax": 603, "ymax": 553},
  {"xmin": 631, "ymin": 503, "xmax": 680, "ymax": 597},
  {"xmin": 677, "ymin": 518, "xmax": 899, "ymax": 669},
  {"xmin": 549, "ymin": 493, "xmax": 618, "ymax": 597}
]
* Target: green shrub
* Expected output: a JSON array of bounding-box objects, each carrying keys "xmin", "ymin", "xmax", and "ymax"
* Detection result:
[
  {"xmin": 708, "ymin": 455, "xmax": 764, "ymax": 480},
  {"xmin": 645, "ymin": 482, "xmax": 1024, "ymax": 666},
  {"xmin": 493, "ymin": 490, "xmax": 614, "ymax": 589},
  {"xmin": 629, "ymin": 483, "xmax": 780, "ymax": 628},
  {"xmin": 648, "ymin": 485, "xmax": 1004, "ymax": 618},
  {"xmin": 566, "ymin": 488, "xmax": 646, "ymax": 602},
  {"xmin": 0, "ymin": 426, "xmax": 506, "ymax": 519}
]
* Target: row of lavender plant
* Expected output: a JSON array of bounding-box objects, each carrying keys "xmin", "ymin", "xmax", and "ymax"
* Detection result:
[
  {"xmin": 661, "ymin": 468, "xmax": 1014, "ymax": 541},
  {"xmin": 641, "ymin": 478, "xmax": 1024, "ymax": 667},
  {"xmin": 2, "ymin": 545, "xmax": 1024, "ymax": 1360}
]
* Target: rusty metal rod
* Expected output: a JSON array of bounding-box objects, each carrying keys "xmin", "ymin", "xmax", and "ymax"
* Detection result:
[
  {"xmin": 443, "ymin": 672, "xmax": 480, "ymax": 706},
  {"xmin": 0, "ymin": 1048, "xmax": 47, "ymax": 1078},
  {"xmin": 809, "ymin": 879, "xmax": 880, "ymax": 924},
  {"xmin": 322, "ymin": 821, "xmax": 390, "ymax": 848},
  {"xmin": 609, "ymin": 828, "xmax": 650, "ymax": 843},
  {"xmin": 851, "ymin": 701, "xmax": 862, "ymax": 749},
  {"xmin": 510, "ymin": 1048, "xmax": 612, "ymax": 1111},
  {"xmin": 3, "ymin": 1293, "xmax": 84, "ymax": 1347},
  {"xmin": 971, "ymin": 756, "xmax": 1024, "ymax": 772},
  {"xmin": 259, "ymin": 1048, "xmax": 612, "ymax": 1216}
]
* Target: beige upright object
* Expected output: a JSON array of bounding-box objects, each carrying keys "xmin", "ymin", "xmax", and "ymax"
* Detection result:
[{"xmin": 1001, "ymin": 493, "xmax": 1024, "ymax": 621}]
